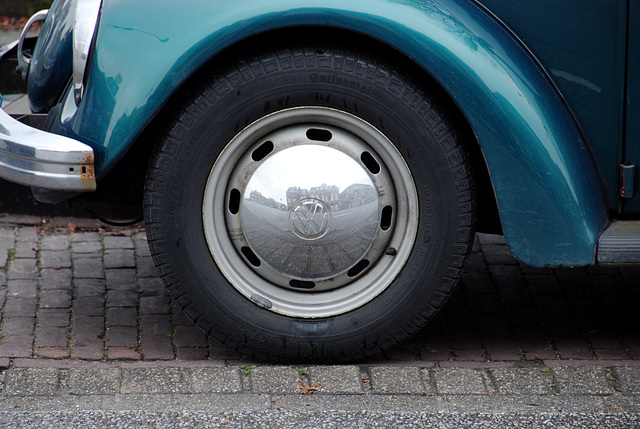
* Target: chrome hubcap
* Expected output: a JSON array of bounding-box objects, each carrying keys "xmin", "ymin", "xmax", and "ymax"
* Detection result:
[
  {"xmin": 232, "ymin": 128, "xmax": 390, "ymax": 290},
  {"xmin": 203, "ymin": 107, "xmax": 418, "ymax": 317}
]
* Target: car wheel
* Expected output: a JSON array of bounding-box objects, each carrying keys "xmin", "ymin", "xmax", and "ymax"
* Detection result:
[{"xmin": 144, "ymin": 41, "xmax": 476, "ymax": 361}]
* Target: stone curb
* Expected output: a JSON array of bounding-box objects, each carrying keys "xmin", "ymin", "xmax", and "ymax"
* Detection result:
[{"xmin": 1, "ymin": 365, "xmax": 639, "ymax": 404}]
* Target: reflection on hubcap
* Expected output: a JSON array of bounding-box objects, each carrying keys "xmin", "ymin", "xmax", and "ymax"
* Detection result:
[
  {"xmin": 238, "ymin": 138, "xmax": 382, "ymax": 283},
  {"xmin": 289, "ymin": 198, "xmax": 332, "ymax": 240}
]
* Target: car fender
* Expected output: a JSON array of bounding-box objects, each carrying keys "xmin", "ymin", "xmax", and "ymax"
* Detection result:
[{"xmin": 50, "ymin": 0, "xmax": 608, "ymax": 266}]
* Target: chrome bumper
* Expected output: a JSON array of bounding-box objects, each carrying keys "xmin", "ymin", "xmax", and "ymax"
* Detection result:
[{"xmin": 0, "ymin": 108, "xmax": 96, "ymax": 191}]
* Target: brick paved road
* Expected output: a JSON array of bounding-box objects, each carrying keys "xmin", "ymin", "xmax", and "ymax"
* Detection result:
[{"xmin": 0, "ymin": 214, "xmax": 639, "ymax": 365}]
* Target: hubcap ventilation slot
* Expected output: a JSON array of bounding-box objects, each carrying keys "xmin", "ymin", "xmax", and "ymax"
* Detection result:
[
  {"xmin": 252, "ymin": 141, "xmax": 274, "ymax": 161},
  {"xmin": 228, "ymin": 189, "xmax": 241, "ymax": 214},
  {"xmin": 306, "ymin": 128, "xmax": 332, "ymax": 142},
  {"xmin": 241, "ymin": 246, "xmax": 261, "ymax": 267},
  {"xmin": 361, "ymin": 151, "xmax": 380, "ymax": 174}
]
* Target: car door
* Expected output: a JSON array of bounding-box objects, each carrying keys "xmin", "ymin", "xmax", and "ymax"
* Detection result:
[{"xmin": 476, "ymin": 0, "xmax": 628, "ymax": 213}]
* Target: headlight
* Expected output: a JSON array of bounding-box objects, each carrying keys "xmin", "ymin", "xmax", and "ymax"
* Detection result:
[{"xmin": 73, "ymin": 0, "xmax": 102, "ymax": 105}]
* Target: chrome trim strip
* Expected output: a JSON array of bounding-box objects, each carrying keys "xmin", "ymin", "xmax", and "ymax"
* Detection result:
[
  {"xmin": 73, "ymin": 0, "xmax": 102, "ymax": 104},
  {"xmin": 0, "ymin": 108, "xmax": 96, "ymax": 191},
  {"xmin": 17, "ymin": 9, "xmax": 48, "ymax": 81}
]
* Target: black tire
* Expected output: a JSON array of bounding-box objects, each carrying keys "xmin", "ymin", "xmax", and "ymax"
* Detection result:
[{"xmin": 144, "ymin": 40, "xmax": 476, "ymax": 362}]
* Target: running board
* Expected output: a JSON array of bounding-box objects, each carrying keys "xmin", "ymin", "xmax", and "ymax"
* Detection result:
[{"xmin": 597, "ymin": 221, "xmax": 640, "ymax": 264}]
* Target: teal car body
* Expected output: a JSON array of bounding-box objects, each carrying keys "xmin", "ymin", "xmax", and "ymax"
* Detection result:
[
  {"xmin": 28, "ymin": 0, "xmax": 634, "ymax": 266},
  {"xmin": 6, "ymin": 0, "xmax": 640, "ymax": 265}
]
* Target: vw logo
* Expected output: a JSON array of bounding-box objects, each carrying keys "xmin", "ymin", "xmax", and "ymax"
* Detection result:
[{"xmin": 289, "ymin": 198, "xmax": 332, "ymax": 240}]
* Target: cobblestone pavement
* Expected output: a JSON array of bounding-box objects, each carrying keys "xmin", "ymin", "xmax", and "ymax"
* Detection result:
[
  {"xmin": 0, "ymin": 214, "xmax": 639, "ymax": 426},
  {"xmin": 1, "ymin": 214, "xmax": 638, "ymax": 365}
]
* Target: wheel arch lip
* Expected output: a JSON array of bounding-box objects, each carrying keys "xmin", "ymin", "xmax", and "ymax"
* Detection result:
[{"xmin": 50, "ymin": 0, "xmax": 607, "ymax": 266}]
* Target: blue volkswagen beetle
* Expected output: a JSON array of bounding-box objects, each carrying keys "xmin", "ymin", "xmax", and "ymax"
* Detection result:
[{"xmin": 1, "ymin": 0, "xmax": 638, "ymax": 361}]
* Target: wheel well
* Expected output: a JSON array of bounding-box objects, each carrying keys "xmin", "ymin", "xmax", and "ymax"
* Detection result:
[{"xmin": 87, "ymin": 26, "xmax": 501, "ymax": 233}]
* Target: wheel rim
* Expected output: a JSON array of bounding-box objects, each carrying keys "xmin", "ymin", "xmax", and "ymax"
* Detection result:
[{"xmin": 202, "ymin": 107, "xmax": 418, "ymax": 318}]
